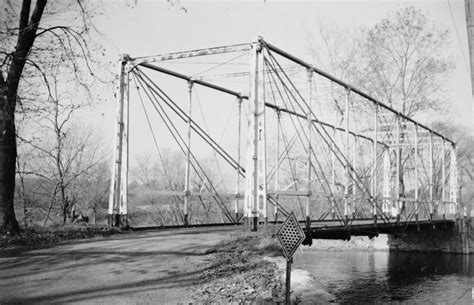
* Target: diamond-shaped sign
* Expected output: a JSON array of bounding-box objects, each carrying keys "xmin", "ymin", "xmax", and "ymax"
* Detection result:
[{"xmin": 277, "ymin": 212, "xmax": 306, "ymax": 259}]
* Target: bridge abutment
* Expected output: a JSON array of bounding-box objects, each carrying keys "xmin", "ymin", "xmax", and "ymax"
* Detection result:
[{"xmin": 387, "ymin": 217, "xmax": 473, "ymax": 254}]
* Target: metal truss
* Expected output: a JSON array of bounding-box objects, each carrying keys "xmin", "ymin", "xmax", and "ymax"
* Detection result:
[{"xmin": 108, "ymin": 36, "xmax": 460, "ymax": 231}]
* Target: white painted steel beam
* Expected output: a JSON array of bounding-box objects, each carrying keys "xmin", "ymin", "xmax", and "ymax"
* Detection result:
[
  {"xmin": 414, "ymin": 124, "xmax": 419, "ymax": 220},
  {"xmin": 256, "ymin": 45, "xmax": 267, "ymax": 222},
  {"xmin": 429, "ymin": 132, "xmax": 434, "ymax": 218},
  {"xmin": 372, "ymin": 104, "xmax": 378, "ymax": 217},
  {"xmin": 235, "ymin": 97, "xmax": 243, "ymax": 220},
  {"xmin": 120, "ymin": 71, "xmax": 130, "ymax": 219},
  {"xmin": 306, "ymin": 68, "xmax": 313, "ymax": 222},
  {"xmin": 183, "ymin": 81, "xmax": 193, "ymax": 225},
  {"xmin": 108, "ymin": 56, "xmax": 129, "ymax": 227},
  {"xmin": 131, "ymin": 43, "xmax": 254, "ymax": 65},
  {"xmin": 344, "ymin": 89, "xmax": 350, "ymax": 218}
]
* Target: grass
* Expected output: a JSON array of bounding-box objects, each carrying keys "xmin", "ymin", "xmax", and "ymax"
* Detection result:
[{"xmin": 0, "ymin": 223, "xmax": 123, "ymax": 255}]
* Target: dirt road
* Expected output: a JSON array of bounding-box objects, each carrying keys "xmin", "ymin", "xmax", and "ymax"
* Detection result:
[{"xmin": 0, "ymin": 226, "xmax": 241, "ymax": 304}]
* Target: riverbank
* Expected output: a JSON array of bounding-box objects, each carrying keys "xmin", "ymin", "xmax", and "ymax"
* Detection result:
[
  {"xmin": 191, "ymin": 230, "xmax": 284, "ymax": 303},
  {"xmin": 191, "ymin": 227, "xmax": 338, "ymax": 304},
  {"xmin": 265, "ymin": 256, "xmax": 336, "ymax": 304}
]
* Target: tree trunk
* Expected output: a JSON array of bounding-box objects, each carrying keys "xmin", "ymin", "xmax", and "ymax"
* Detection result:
[
  {"xmin": 0, "ymin": 81, "xmax": 19, "ymax": 233},
  {"xmin": 0, "ymin": 0, "xmax": 47, "ymax": 233}
]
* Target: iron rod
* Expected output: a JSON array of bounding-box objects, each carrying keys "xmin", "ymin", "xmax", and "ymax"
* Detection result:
[{"xmin": 285, "ymin": 258, "xmax": 292, "ymax": 305}]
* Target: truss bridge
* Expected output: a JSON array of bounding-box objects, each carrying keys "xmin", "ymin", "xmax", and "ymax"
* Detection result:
[{"xmin": 107, "ymin": 37, "xmax": 466, "ymax": 249}]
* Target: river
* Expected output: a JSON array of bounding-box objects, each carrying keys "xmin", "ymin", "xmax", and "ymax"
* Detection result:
[{"xmin": 294, "ymin": 246, "xmax": 473, "ymax": 304}]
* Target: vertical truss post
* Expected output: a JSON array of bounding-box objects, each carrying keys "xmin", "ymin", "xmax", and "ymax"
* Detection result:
[
  {"xmin": 245, "ymin": 37, "xmax": 265, "ymax": 231},
  {"xmin": 372, "ymin": 105, "xmax": 378, "ymax": 223},
  {"xmin": 108, "ymin": 55, "xmax": 129, "ymax": 228},
  {"xmin": 344, "ymin": 88, "xmax": 350, "ymax": 221},
  {"xmin": 449, "ymin": 144, "xmax": 458, "ymax": 215},
  {"xmin": 331, "ymin": 127, "xmax": 336, "ymax": 219},
  {"xmin": 235, "ymin": 97, "xmax": 243, "ymax": 222},
  {"xmin": 244, "ymin": 45, "xmax": 257, "ymax": 223},
  {"xmin": 274, "ymin": 110, "xmax": 281, "ymax": 222},
  {"xmin": 382, "ymin": 147, "xmax": 391, "ymax": 215},
  {"xmin": 441, "ymin": 139, "xmax": 446, "ymax": 220},
  {"xmin": 120, "ymin": 71, "xmax": 130, "ymax": 227},
  {"xmin": 244, "ymin": 107, "xmax": 252, "ymax": 221},
  {"xmin": 414, "ymin": 124, "xmax": 419, "ymax": 222},
  {"xmin": 183, "ymin": 81, "xmax": 193, "ymax": 226},
  {"xmin": 352, "ymin": 136, "xmax": 357, "ymax": 217},
  {"xmin": 306, "ymin": 68, "xmax": 313, "ymax": 229},
  {"xmin": 257, "ymin": 44, "xmax": 267, "ymax": 225},
  {"xmin": 395, "ymin": 115, "xmax": 401, "ymax": 223},
  {"xmin": 429, "ymin": 131, "xmax": 434, "ymax": 220}
]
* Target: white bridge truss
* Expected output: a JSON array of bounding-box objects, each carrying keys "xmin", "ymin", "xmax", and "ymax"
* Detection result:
[{"xmin": 108, "ymin": 37, "xmax": 460, "ymax": 230}]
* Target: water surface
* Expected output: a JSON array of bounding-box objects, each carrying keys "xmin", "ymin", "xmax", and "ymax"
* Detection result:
[{"xmin": 294, "ymin": 249, "xmax": 473, "ymax": 304}]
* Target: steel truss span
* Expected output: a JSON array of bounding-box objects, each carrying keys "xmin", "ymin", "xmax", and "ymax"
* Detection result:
[{"xmin": 108, "ymin": 36, "xmax": 460, "ymax": 235}]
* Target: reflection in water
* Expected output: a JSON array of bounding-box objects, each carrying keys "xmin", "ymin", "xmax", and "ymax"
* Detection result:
[{"xmin": 294, "ymin": 249, "xmax": 473, "ymax": 304}]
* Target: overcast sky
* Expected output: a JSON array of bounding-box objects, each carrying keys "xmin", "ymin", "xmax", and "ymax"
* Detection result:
[{"xmin": 89, "ymin": 0, "xmax": 473, "ymax": 159}]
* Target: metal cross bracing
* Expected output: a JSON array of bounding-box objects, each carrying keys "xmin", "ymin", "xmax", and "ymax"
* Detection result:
[{"xmin": 108, "ymin": 36, "xmax": 460, "ymax": 235}]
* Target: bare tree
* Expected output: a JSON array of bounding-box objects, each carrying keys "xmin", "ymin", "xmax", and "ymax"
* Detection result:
[
  {"xmin": 352, "ymin": 7, "xmax": 453, "ymax": 117},
  {"xmin": 19, "ymin": 114, "xmax": 104, "ymax": 225},
  {"xmin": 306, "ymin": 23, "xmax": 364, "ymax": 125},
  {"xmin": 131, "ymin": 153, "xmax": 162, "ymax": 188},
  {"xmin": 307, "ymin": 7, "xmax": 454, "ymax": 210},
  {"xmin": 16, "ymin": 61, "xmax": 106, "ymax": 225},
  {"xmin": 308, "ymin": 7, "xmax": 453, "ymax": 118},
  {"xmin": 356, "ymin": 7, "xmax": 453, "ymax": 205},
  {"xmin": 306, "ymin": 22, "xmax": 363, "ymax": 82},
  {"xmin": 0, "ymin": 0, "xmax": 105, "ymax": 232}
]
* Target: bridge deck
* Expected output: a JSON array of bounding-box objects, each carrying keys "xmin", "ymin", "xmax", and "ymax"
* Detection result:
[
  {"xmin": 130, "ymin": 217, "xmax": 456, "ymax": 243},
  {"xmin": 300, "ymin": 219, "xmax": 455, "ymax": 241}
]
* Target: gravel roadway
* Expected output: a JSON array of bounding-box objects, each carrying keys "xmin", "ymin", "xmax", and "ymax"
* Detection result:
[{"xmin": 0, "ymin": 226, "xmax": 242, "ymax": 304}]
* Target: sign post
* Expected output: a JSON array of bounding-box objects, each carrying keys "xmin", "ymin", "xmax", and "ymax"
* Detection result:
[{"xmin": 277, "ymin": 212, "xmax": 306, "ymax": 304}]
